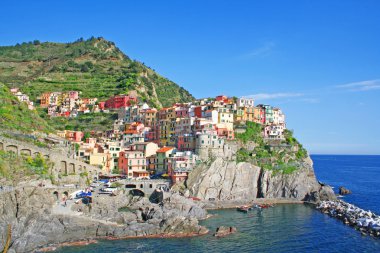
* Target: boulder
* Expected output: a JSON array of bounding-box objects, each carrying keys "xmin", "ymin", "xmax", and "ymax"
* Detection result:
[
  {"xmin": 213, "ymin": 226, "xmax": 237, "ymax": 237},
  {"xmin": 339, "ymin": 186, "xmax": 352, "ymax": 195}
]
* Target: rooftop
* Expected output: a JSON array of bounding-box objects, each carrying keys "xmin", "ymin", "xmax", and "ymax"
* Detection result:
[{"xmin": 157, "ymin": 146, "xmax": 175, "ymax": 153}]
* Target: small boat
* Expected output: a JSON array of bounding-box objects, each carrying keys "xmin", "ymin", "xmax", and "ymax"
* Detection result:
[{"xmin": 237, "ymin": 206, "xmax": 252, "ymax": 213}]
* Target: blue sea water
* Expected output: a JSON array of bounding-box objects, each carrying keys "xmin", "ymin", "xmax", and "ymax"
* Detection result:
[{"xmin": 56, "ymin": 155, "xmax": 380, "ymax": 252}]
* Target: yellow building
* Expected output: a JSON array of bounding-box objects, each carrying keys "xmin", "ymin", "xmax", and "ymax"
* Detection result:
[{"xmin": 89, "ymin": 151, "xmax": 114, "ymax": 174}]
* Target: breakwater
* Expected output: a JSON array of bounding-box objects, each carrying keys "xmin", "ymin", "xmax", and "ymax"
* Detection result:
[{"xmin": 317, "ymin": 200, "xmax": 380, "ymax": 237}]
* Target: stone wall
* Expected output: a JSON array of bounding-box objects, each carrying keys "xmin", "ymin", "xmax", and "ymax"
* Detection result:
[{"xmin": 0, "ymin": 136, "xmax": 102, "ymax": 179}]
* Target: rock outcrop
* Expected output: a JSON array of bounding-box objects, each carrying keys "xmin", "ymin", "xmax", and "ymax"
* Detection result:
[
  {"xmin": 0, "ymin": 187, "xmax": 208, "ymax": 252},
  {"xmin": 187, "ymin": 159, "xmax": 261, "ymax": 202},
  {"xmin": 213, "ymin": 226, "xmax": 237, "ymax": 237},
  {"xmin": 339, "ymin": 186, "xmax": 352, "ymax": 195},
  {"xmin": 187, "ymin": 155, "xmax": 335, "ymax": 204}
]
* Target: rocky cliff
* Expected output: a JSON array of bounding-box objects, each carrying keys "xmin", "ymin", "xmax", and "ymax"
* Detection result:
[
  {"xmin": 187, "ymin": 144, "xmax": 335, "ymax": 206},
  {"xmin": 0, "ymin": 187, "xmax": 207, "ymax": 252}
]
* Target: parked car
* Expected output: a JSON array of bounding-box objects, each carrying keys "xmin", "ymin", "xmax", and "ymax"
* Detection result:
[
  {"xmin": 104, "ymin": 182, "xmax": 113, "ymax": 187},
  {"xmin": 99, "ymin": 187, "xmax": 118, "ymax": 194},
  {"xmin": 76, "ymin": 191, "xmax": 92, "ymax": 198},
  {"xmin": 90, "ymin": 182, "xmax": 100, "ymax": 188}
]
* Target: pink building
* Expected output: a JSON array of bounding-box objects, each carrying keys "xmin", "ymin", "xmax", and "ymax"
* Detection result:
[
  {"xmin": 68, "ymin": 91, "xmax": 79, "ymax": 99},
  {"xmin": 175, "ymin": 106, "xmax": 189, "ymax": 118},
  {"xmin": 216, "ymin": 127, "xmax": 235, "ymax": 140}
]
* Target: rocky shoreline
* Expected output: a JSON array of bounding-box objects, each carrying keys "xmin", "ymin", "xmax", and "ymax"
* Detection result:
[
  {"xmin": 0, "ymin": 186, "xmax": 208, "ymax": 253},
  {"xmin": 317, "ymin": 200, "xmax": 380, "ymax": 237},
  {"xmin": 37, "ymin": 230, "xmax": 210, "ymax": 252},
  {"xmin": 0, "ymin": 153, "xmax": 339, "ymax": 252}
]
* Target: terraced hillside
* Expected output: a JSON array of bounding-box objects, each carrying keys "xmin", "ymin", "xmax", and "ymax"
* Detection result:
[
  {"xmin": 0, "ymin": 83, "xmax": 52, "ymax": 133},
  {"xmin": 0, "ymin": 37, "xmax": 194, "ymax": 108}
]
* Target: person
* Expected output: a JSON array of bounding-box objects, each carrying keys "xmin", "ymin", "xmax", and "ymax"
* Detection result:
[{"xmin": 62, "ymin": 194, "xmax": 67, "ymax": 207}]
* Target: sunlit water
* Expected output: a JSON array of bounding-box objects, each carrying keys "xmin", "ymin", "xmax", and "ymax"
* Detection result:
[{"xmin": 56, "ymin": 155, "xmax": 380, "ymax": 252}]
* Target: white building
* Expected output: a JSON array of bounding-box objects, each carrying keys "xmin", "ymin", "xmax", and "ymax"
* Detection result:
[{"xmin": 237, "ymin": 97, "xmax": 254, "ymax": 108}]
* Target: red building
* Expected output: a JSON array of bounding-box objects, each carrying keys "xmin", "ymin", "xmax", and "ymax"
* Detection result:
[
  {"xmin": 215, "ymin": 95, "xmax": 228, "ymax": 103},
  {"xmin": 98, "ymin": 101, "xmax": 105, "ymax": 110},
  {"xmin": 194, "ymin": 106, "xmax": 203, "ymax": 118},
  {"xmin": 104, "ymin": 95, "xmax": 138, "ymax": 109},
  {"xmin": 177, "ymin": 135, "xmax": 196, "ymax": 151}
]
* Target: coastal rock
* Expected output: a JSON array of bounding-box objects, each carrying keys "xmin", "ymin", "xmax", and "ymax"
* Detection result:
[
  {"xmin": 187, "ymin": 155, "xmax": 336, "ymax": 204},
  {"xmin": 339, "ymin": 186, "xmax": 352, "ymax": 195},
  {"xmin": 317, "ymin": 200, "xmax": 380, "ymax": 237},
  {"xmin": 187, "ymin": 158, "xmax": 261, "ymax": 202},
  {"xmin": 213, "ymin": 226, "xmax": 237, "ymax": 237},
  {"xmin": 0, "ymin": 187, "xmax": 207, "ymax": 252}
]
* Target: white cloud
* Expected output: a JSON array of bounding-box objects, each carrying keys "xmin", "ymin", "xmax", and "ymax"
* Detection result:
[
  {"xmin": 247, "ymin": 92, "xmax": 303, "ymax": 101},
  {"xmin": 336, "ymin": 79, "xmax": 380, "ymax": 91},
  {"xmin": 242, "ymin": 41, "xmax": 275, "ymax": 59},
  {"xmin": 300, "ymin": 98, "xmax": 319, "ymax": 104}
]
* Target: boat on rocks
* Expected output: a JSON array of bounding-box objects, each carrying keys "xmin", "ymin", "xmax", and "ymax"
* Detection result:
[
  {"xmin": 317, "ymin": 200, "xmax": 380, "ymax": 238},
  {"xmin": 213, "ymin": 226, "xmax": 237, "ymax": 237},
  {"xmin": 237, "ymin": 206, "xmax": 252, "ymax": 213},
  {"xmin": 252, "ymin": 204, "xmax": 274, "ymax": 209}
]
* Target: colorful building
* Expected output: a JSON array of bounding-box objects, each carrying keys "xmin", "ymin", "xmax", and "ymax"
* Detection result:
[
  {"xmin": 118, "ymin": 151, "xmax": 148, "ymax": 178},
  {"xmin": 105, "ymin": 95, "xmax": 137, "ymax": 109},
  {"xmin": 156, "ymin": 146, "xmax": 176, "ymax": 174}
]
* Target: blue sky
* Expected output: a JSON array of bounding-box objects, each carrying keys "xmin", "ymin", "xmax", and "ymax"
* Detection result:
[{"xmin": 1, "ymin": 0, "xmax": 380, "ymax": 154}]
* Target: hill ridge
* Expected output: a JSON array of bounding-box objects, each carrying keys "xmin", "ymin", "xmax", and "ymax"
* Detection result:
[{"xmin": 0, "ymin": 37, "xmax": 194, "ymax": 108}]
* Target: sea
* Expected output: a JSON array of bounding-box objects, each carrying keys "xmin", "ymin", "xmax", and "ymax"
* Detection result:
[{"xmin": 56, "ymin": 155, "xmax": 380, "ymax": 252}]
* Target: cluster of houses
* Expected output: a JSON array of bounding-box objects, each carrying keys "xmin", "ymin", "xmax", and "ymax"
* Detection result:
[
  {"xmin": 10, "ymin": 88, "xmax": 287, "ymax": 184},
  {"xmin": 38, "ymin": 91, "xmax": 138, "ymax": 117},
  {"xmin": 10, "ymin": 88, "xmax": 34, "ymax": 110},
  {"xmin": 58, "ymin": 94, "xmax": 286, "ymax": 184}
]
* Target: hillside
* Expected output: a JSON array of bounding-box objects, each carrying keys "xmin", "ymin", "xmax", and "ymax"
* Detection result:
[
  {"xmin": 0, "ymin": 83, "xmax": 52, "ymax": 133},
  {"xmin": 0, "ymin": 37, "xmax": 194, "ymax": 108}
]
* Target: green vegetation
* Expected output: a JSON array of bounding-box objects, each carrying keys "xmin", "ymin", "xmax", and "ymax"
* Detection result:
[
  {"xmin": 0, "ymin": 37, "xmax": 194, "ymax": 108},
  {"xmin": 283, "ymin": 129, "xmax": 308, "ymax": 159},
  {"xmin": 235, "ymin": 121, "xmax": 263, "ymax": 144},
  {"xmin": 118, "ymin": 206, "xmax": 133, "ymax": 212},
  {"xmin": 112, "ymin": 167, "xmax": 120, "ymax": 174},
  {"xmin": 235, "ymin": 121, "xmax": 308, "ymax": 175},
  {"xmin": 79, "ymin": 171, "xmax": 88, "ymax": 177},
  {"xmin": 111, "ymin": 182, "xmax": 123, "ymax": 188},
  {"xmin": 0, "ymin": 83, "xmax": 52, "ymax": 133},
  {"xmin": 40, "ymin": 111, "xmax": 118, "ymax": 132},
  {"xmin": 0, "ymin": 151, "xmax": 52, "ymax": 181}
]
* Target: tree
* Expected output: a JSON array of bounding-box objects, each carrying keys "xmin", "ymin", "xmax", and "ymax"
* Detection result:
[
  {"xmin": 112, "ymin": 167, "xmax": 120, "ymax": 174},
  {"xmin": 33, "ymin": 40, "xmax": 41, "ymax": 45},
  {"xmin": 83, "ymin": 132, "xmax": 91, "ymax": 141},
  {"xmin": 75, "ymin": 143, "xmax": 80, "ymax": 152},
  {"xmin": 80, "ymin": 64, "xmax": 89, "ymax": 72}
]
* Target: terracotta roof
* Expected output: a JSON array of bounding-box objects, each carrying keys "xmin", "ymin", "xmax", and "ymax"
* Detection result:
[
  {"xmin": 157, "ymin": 146, "xmax": 175, "ymax": 153},
  {"xmin": 125, "ymin": 130, "xmax": 138, "ymax": 134}
]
